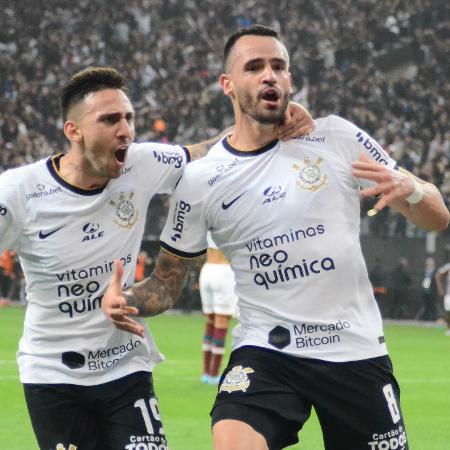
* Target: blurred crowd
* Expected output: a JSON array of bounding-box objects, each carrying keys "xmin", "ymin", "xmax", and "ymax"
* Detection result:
[{"xmin": 0, "ymin": 0, "xmax": 449, "ymax": 238}]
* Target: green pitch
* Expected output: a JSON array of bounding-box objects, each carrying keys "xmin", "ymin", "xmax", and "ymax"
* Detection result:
[{"xmin": 1, "ymin": 307, "xmax": 449, "ymax": 449}]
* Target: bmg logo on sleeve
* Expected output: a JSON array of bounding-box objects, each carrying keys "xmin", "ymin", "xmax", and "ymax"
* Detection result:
[
  {"xmin": 356, "ymin": 131, "xmax": 389, "ymax": 165},
  {"xmin": 153, "ymin": 150, "xmax": 183, "ymax": 168},
  {"xmin": 171, "ymin": 200, "xmax": 191, "ymax": 242}
]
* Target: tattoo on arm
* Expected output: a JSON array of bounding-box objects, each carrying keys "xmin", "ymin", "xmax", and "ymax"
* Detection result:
[
  {"xmin": 124, "ymin": 251, "xmax": 194, "ymax": 317},
  {"xmin": 186, "ymin": 126, "xmax": 234, "ymax": 161}
]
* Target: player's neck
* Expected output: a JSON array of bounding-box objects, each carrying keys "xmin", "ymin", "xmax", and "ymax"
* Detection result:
[
  {"xmin": 58, "ymin": 153, "xmax": 108, "ymax": 190},
  {"xmin": 228, "ymin": 119, "xmax": 278, "ymax": 151}
]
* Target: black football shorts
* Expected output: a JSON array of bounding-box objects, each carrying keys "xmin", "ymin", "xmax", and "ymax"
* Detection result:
[
  {"xmin": 24, "ymin": 371, "xmax": 168, "ymax": 450},
  {"xmin": 211, "ymin": 346, "xmax": 408, "ymax": 450}
]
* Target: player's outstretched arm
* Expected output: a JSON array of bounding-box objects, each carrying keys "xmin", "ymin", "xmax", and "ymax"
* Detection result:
[
  {"xmin": 102, "ymin": 252, "xmax": 194, "ymax": 337},
  {"xmin": 353, "ymin": 154, "xmax": 449, "ymax": 231},
  {"xmin": 186, "ymin": 102, "xmax": 315, "ymax": 160}
]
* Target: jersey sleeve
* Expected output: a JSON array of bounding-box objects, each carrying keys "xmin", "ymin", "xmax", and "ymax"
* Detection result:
[
  {"xmin": 0, "ymin": 171, "xmax": 21, "ymax": 252},
  {"xmin": 159, "ymin": 165, "xmax": 208, "ymax": 258},
  {"xmin": 132, "ymin": 142, "xmax": 190, "ymax": 195},
  {"xmin": 329, "ymin": 115, "xmax": 398, "ymax": 189}
]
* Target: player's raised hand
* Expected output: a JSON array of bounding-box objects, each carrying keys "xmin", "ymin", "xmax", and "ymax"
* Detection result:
[
  {"xmin": 277, "ymin": 102, "xmax": 315, "ymax": 141},
  {"xmin": 352, "ymin": 153, "xmax": 416, "ymax": 211},
  {"xmin": 101, "ymin": 260, "xmax": 144, "ymax": 338}
]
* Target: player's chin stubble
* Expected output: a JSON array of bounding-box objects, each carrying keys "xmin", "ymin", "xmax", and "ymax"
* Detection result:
[{"xmin": 239, "ymin": 92, "xmax": 290, "ymax": 125}]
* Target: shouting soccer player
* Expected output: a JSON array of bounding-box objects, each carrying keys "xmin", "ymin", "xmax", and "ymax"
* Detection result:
[
  {"xmin": 0, "ymin": 66, "xmax": 313, "ymax": 450},
  {"xmin": 102, "ymin": 25, "xmax": 449, "ymax": 450}
]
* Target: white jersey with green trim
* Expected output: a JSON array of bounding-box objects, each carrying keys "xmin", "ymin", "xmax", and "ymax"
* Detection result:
[
  {"xmin": 160, "ymin": 115, "xmax": 398, "ymax": 362},
  {"xmin": 0, "ymin": 142, "xmax": 188, "ymax": 384}
]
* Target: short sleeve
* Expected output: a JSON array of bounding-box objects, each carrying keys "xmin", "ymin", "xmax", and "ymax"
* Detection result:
[
  {"xmin": 329, "ymin": 115, "xmax": 398, "ymax": 189},
  {"xmin": 0, "ymin": 172, "xmax": 21, "ymax": 252},
  {"xmin": 159, "ymin": 165, "xmax": 208, "ymax": 258},
  {"xmin": 131, "ymin": 142, "xmax": 190, "ymax": 195}
]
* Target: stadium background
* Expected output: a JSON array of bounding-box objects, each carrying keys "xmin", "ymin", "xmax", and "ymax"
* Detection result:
[
  {"xmin": 0, "ymin": 1, "xmax": 449, "ymax": 448},
  {"xmin": 1, "ymin": 0, "xmax": 449, "ymax": 317}
]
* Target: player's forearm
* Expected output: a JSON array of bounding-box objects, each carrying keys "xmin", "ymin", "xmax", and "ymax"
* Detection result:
[
  {"xmin": 389, "ymin": 183, "xmax": 449, "ymax": 231},
  {"xmin": 124, "ymin": 252, "xmax": 193, "ymax": 317}
]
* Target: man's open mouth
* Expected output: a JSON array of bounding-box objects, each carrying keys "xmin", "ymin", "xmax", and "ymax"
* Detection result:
[
  {"xmin": 115, "ymin": 147, "xmax": 128, "ymax": 163},
  {"xmin": 260, "ymin": 89, "xmax": 280, "ymax": 102}
]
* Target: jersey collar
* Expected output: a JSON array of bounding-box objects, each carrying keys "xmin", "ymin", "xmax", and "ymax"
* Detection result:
[
  {"xmin": 222, "ymin": 136, "xmax": 279, "ymax": 157},
  {"xmin": 46, "ymin": 154, "xmax": 106, "ymax": 196}
]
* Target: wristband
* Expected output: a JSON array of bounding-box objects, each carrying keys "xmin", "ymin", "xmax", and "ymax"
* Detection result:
[{"xmin": 406, "ymin": 179, "xmax": 424, "ymax": 205}]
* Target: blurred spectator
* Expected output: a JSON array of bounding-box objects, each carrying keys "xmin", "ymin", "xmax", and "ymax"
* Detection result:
[
  {"xmin": 0, "ymin": 0, "xmax": 449, "ymax": 237},
  {"xmin": 178, "ymin": 264, "xmax": 202, "ymax": 313},
  {"xmin": 389, "ymin": 257, "xmax": 412, "ymax": 319},
  {"xmin": 0, "ymin": 249, "xmax": 16, "ymax": 301},
  {"xmin": 435, "ymin": 261, "xmax": 450, "ymax": 336},
  {"xmin": 135, "ymin": 250, "xmax": 153, "ymax": 282},
  {"xmin": 369, "ymin": 257, "xmax": 388, "ymax": 317},
  {"xmin": 418, "ymin": 256, "xmax": 438, "ymax": 321}
]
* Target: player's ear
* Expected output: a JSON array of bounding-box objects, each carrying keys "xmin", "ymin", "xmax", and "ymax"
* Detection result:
[
  {"xmin": 64, "ymin": 120, "xmax": 81, "ymax": 141},
  {"xmin": 220, "ymin": 73, "xmax": 235, "ymax": 98},
  {"xmin": 63, "ymin": 120, "xmax": 82, "ymax": 143}
]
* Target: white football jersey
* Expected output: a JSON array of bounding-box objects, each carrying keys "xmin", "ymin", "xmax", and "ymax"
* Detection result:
[
  {"xmin": 160, "ymin": 115, "xmax": 398, "ymax": 362},
  {"xmin": 0, "ymin": 142, "xmax": 189, "ymax": 384}
]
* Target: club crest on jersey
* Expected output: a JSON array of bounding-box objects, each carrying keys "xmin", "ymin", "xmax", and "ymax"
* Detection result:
[
  {"xmin": 219, "ymin": 365, "xmax": 254, "ymax": 393},
  {"xmin": 293, "ymin": 156, "xmax": 327, "ymax": 192},
  {"xmin": 110, "ymin": 192, "xmax": 138, "ymax": 229}
]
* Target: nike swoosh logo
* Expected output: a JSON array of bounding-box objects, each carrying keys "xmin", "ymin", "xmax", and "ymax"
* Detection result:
[
  {"xmin": 222, "ymin": 192, "xmax": 246, "ymax": 210},
  {"xmin": 38, "ymin": 226, "xmax": 65, "ymax": 239}
]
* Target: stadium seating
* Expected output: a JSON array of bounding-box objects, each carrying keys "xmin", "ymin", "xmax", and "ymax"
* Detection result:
[{"xmin": 0, "ymin": 0, "xmax": 448, "ymax": 239}]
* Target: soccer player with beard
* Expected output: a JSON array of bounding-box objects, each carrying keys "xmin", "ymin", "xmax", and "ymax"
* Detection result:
[
  {"xmin": 0, "ymin": 66, "xmax": 313, "ymax": 450},
  {"xmin": 102, "ymin": 25, "xmax": 449, "ymax": 450}
]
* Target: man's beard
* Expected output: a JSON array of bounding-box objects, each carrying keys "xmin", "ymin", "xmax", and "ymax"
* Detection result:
[{"xmin": 238, "ymin": 91, "xmax": 290, "ymax": 124}]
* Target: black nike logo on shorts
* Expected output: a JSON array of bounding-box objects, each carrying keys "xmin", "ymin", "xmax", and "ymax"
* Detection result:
[
  {"xmin": 38, "ymin": 226, "xmax": 65, "ymax": 239},
  {"xmin": 222, "ymin": 192, "xmax": 246, "ymax": 210}
]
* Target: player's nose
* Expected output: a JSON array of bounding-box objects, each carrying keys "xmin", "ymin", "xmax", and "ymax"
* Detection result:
[
  {"xmin": 262, "ymin": 65, "xmax": 276, "ymax": 84},
  {"xmin": 117, "ymin": 118, "xmax": 134, "ymax": 141}
]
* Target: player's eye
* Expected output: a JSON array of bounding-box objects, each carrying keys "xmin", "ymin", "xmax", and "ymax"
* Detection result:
[
  {"xmin": 102, "ymin": 116, "xmax": 119, "ymax": 124},
  {"xmin": 245, "ymin": 62, "xmax": 263, "ymax": 72}
]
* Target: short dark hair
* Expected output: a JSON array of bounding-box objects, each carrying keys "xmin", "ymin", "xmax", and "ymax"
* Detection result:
[
  {"xmin": 224, "ymin": 24, "xmax": 280, "ymax": 69},
  {"xmin": 61, "ymin": 67, "xmax": 127, "ymax": 120}
]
